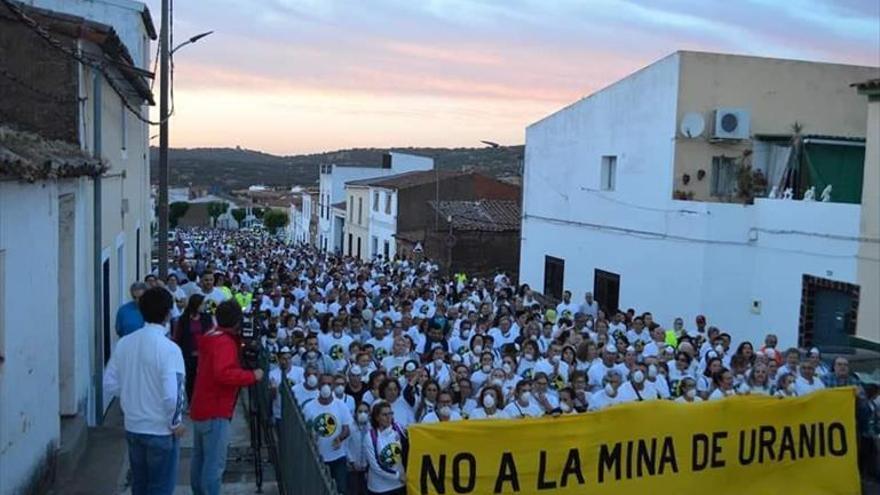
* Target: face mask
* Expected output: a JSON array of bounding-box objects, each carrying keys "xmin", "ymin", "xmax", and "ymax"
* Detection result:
[
  {"xmin": 481, "ymin": 365, "xmax": 491, "ymax": 374},
  {"xmin": 474, "ymin": 345, "xmax": 483, "ymax": 354},
  {"xmin": 438, "ymin": 406, "xmax": 451, "ymax": 417},
  {"xmin": 307, "ymin": 351, "xmax": 318, "ymax": 361},
  {"xmin": 319, "ymin": 384, "xmax": 332, "ymax": 399},
  {"xmin": 334, "ymin": 385, "xmax": 345, "ymax": 397},
  {"xmin": 524, "ymin": 352, "xmax": 535, "ymax": 361},
  {"xmin": 306, "ymin": 374, "xmax": 319, "ymax": 388},
  {"xmin": 647, "ymin": 364, "xmax": 658, "ymax": 379},
  {"xmin": 357, "ymin": 412, "xmax": 369, "ymax": 424},
  {"xmin": 737, "ymin": 383, "xmax": 750, "ymax": 394},
  {"xmin": 298, "ymin": 346, "xmax": 306, "ymax": 355},
  {"xmin": 685, "ymin": 388, "xmax": 697, "ymax": 399},
  {"xmin": 491, "ymin": 378, "xmax": 504, "ymax": 387},
  {"xmin": 786, "ymin": 383, "xmax": 795, "ymax": 394},
  {"xmin": 460, "ymin": 330, "xmax": 470, "ymax": 339},
  {"xmin": 715, "ymin": 344, "xmax": 724, "ymax": 355},
  {"xmin": 586, "ymin": 321, "xmax": 594, "ymax": 329},
  {"xmin": 560, "ymin": 402, "xmax": 572, "ymax": 412},
  {"xmin": 502, "ymin": 363, "xmax": 513, "ymax": 374},
  {"xmin": 604, "ymin": 383, "xmax": 615, "ymax": 396},
  {"xmin": 482, "ymin": 394, "xmax": 496, "ymax": 409},
  {"xmin": 632, "ymin": 370, "xmax": 645, "ymax": 384},
  {"xmin": 550, "ymin": 355, "xmax": 560, "ymax": 364},
  {"xmin": 434, "ymin": 358, "xmax": 444, "ymax": 368},
  {"xmin": 520, "ymin": 391, "xmax": 532, "ymax": 403},
  {"xmin": 333, "ymin": 331, "xmax": 343, "ymax": 338}
]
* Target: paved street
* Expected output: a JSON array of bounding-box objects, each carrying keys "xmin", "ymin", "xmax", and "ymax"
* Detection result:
[{"xmin": 52, "ymin": 399, "xmax": 276, "ymax": 495}]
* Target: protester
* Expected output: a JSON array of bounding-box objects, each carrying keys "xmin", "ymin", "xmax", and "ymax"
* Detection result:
[
  {"xmin": 115, "ymin": 282, "xmax": 147, "ymax": 337},
  {"xmin": 104, "ymin": 287, "xmax": 185, "ymax": 495},
  {"xmin": 163, "ymin": 227, "xmax": 861, "ymax": 490},
  {"xmin": 366, "ymin": 401, "xmax": 407, "ymax": 495},
  {"xmin": 303, "ymin": 374, "xmax": 353, "ymax": 493},
  {"xmin": 189, "ymin": 300, "xmax": 263, "ymax": 495}
]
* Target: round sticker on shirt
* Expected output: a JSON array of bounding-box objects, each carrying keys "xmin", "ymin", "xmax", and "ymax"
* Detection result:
[
  {"xmin": 375, "ymin": 347, "xmax": 388, "ymax": 360},
  {"xmin": 551, "ymin": 373, "xmax": 565, "ymax": 390},
  {"xmin": 390, "ymin": 366, "xmax": 402, "ymax": 378},
  {"xmin": 520, "ymin": 368, "xmax": 533, "ymax": 380},
  {"xmin": 420, "ymin": 305, "xmax": 429, "ymax": 314},
  {"xmin": 379, "ymin": 442, "xmax": 402, "ymax": 470},
  {"xmin": 312, "ymin": 413, "xmax": 337, "ymax": 437},
  {"xmin": 329, "ymin": 344, "xmax": 345, "ymax": 361}
]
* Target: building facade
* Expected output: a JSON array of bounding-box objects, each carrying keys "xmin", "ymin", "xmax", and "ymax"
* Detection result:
[
  {"xmin": 854, "ymin": 79, "xmax": 880, "ymax": 345},
  {"xmin": 317, "ymin": 152, "xmax": 433, "ymax": 253},
  {"xmin": 0, "ymin": 1, "xmax": 155, "ymax": 492},
  {"xmin": 520, "ymin": 51, "xmax": 878, "ymax": 349}
]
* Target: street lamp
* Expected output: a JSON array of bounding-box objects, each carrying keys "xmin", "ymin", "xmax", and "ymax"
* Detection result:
[
  {"xmin": 157, "ymin": 21, "xmax": 213, "ymax": 279},
  {"xmin": 172, "ymin": 31, "xmax": 214, "ymax": 55}
]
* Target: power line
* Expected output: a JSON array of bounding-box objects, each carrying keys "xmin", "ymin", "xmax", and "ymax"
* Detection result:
[
  {"xmin": 751, "ymin": 227, "xmax": 880, "ymax": 244},
  {"xmin": 523, "ymin": 213, "xmax": 879, "ymax": 261},
  {"xmin": 0, "ymin": 0, "xmax": 164, "ymax": 126}
]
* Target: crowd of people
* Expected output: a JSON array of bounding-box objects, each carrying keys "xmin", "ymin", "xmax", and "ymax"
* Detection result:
[{"xmin": 118, "ymin": 227, "xmax": 878, "ymax": 495}]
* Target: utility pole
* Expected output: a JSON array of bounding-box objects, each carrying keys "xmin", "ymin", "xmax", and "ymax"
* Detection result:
[{"xmin": 157, "ymin": 0, "xmax": 170, "ymax": 278}]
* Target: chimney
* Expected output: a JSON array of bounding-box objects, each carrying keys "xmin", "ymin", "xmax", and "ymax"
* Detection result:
[{"xmin": 382, "ymin": 153, "xmax": 392, "ymax": 169}]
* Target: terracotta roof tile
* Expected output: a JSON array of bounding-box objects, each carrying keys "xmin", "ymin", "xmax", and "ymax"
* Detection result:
[
  {"xmin": 0, "ymin": 125, "xmax": 106, "ymax": 182},
  {"xmin": 429, "ymin": 200, "xmax": 521, "ymax": 232}
]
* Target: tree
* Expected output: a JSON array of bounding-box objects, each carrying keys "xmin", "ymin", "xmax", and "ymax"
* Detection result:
[
  {"xmin": 207, "ymin": 201, "xmax": 229, "ymax": 227},
  {"xmin": 231, "ymin": 208, "xmax": 246, "ymax": 225},
  {"xmin": 169, "ymin": 202, "xmax": 189, "ymax": 228},
  {"xmin": 252, "ymin": 207, "xmax": 265, "ymax": 219},
  {"xmin": 263, "ymin": 208, "xmax": 289, "ymax": 234}
]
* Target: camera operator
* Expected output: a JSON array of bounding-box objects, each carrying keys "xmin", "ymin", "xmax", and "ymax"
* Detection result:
[{"xmin": 190, "ymin": 299, "xmax": 264, "ymax": 495}]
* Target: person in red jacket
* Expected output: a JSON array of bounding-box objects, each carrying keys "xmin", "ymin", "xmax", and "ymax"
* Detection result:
[{"xmin": 190, "ymin": 300, "xmax": 264, "ymax": 495}]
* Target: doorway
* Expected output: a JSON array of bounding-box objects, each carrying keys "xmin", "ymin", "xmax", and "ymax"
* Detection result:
[
  {"xmin": 543, "ymin": 256, "xmax": 564, "ymax": 301},
  {"xmin": 799, "ymin": 275, "xmax": 859, "ymax": 348},
  {"xmin": 594, "ymin": 269, "xmax": 621, "ymax": 315}
]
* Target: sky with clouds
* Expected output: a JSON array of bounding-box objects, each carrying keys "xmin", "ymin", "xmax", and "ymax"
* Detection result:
[{"xmin": 144, "ymin": 0, "xmax": 880, "ymax": 155}]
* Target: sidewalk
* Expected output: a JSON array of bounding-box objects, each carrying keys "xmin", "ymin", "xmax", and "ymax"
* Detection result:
[{"xmin": 53, "ymin": 399, "xmax": 277, "ymax": 495}]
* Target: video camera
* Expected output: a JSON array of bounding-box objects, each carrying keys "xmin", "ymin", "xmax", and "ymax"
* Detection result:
[{"xmin": 239, "ymin": 312, "xmax": 264, "ymax": 370}]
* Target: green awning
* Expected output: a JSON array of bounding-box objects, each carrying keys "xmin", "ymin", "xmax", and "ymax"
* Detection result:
[{"xmin": 801, "ymin": 142, "xmax": 865, "ymax": 204}]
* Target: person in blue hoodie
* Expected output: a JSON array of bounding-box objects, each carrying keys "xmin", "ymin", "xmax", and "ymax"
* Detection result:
[{"xmin": 115, "ymin": 282, "xmax": 147, "ymax": 337}]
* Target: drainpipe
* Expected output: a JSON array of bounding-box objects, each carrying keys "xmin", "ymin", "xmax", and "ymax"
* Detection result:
[{"xmin": 92, "ymin": 69, "xmax": 104, "ymax": 425}]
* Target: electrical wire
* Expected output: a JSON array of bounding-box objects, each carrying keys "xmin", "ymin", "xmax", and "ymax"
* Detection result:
[
  {"xmin": 751, "ymin": 228, "xmax": 880, "ymax": 244},
  {"xmin": 0, "ymin": 0, "xmax": 165, "ymax": 125},
  {"xmin": 522, "ymin": 213, "xmax": 880, "ymax": 261}
]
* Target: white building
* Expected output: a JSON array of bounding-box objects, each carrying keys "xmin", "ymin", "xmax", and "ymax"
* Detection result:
[
  {"xmin": 342, "ymin": 182, "xmax": 398, "ymax": 261},
  {"xmin": 0, "ymin": 1, "xmax": 155, "ymax": 493},
  {"xmin": 317, "ymin": 152, "xmax": 433, "ymax": 252},
  {"xmin": 520, "ymin": 51, "xmax": 878, "ymax": 349}
]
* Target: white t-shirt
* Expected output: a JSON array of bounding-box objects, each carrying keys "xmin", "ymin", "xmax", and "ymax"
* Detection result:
[
  {"xmin": 468, "ymin": 407, "xmax": 504, "ymax": 420},
  {"xmin": 269, "ymin": 367, "xmax": 305, "ymax": 419},
  {"xmin": 199, "ymin": 287, "xmax": 230, "ymax": 310},
  {"xmin": 302, "ymin": 398, "xmax": 353, "ymax": 462},
  {"xmin": 421, "ymin": 410, "xmax": 463, "ymax": 423},
  {"xmin": 502, "ymin": 400, "xmax": 545, "ymax": 418},
  {"xmin": 293, "ymin": 383, "xmax": 320, "ymax": 407},
  {"xmin": 103, "ymin": 323, "xmax": 185, "ymax": 436},
  {"xmin": 318, "ymin": 332, "xmax": 354, "ymax": 372},
  {"xmin": 366, "ymin": 425, "xmax": 406, "ymax": 493},
  {"xmin": 795, "ymin": 376, "xmax": 826, "ymax": 396}
]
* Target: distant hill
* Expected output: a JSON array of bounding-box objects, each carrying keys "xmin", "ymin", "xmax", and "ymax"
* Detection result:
[{"xmin": 149, "ymin": 145, "xmax": 524, "ymax": 191}]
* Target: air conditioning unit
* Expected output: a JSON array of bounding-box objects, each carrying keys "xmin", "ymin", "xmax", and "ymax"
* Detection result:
[{"xmin": 712, "ymin": 108, "xmax": 750, "ymax": 140}]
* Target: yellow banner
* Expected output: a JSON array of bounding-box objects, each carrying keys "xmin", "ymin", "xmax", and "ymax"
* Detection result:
[{"xmin": 407, "ymin": 388, "xmax": 859, "ymax": 495}]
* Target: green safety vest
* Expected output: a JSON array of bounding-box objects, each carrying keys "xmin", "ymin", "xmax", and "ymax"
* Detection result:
[{"xmin": 235, "ymin": 291, "xmax": 253, "ymax": 310}]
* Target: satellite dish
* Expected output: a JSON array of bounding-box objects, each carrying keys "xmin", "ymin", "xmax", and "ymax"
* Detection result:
[{"xmin": 680, "ymin": 112, "xmax": 705, "ymax": 138}]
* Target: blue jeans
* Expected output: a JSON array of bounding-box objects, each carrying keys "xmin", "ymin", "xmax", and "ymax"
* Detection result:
[
  {"xmin": 126, "ymin": 432, "xmax": 179, "ymax": 495},
  {"xmin": 191, "ymin": 418, "xmax": 231, "ymax": 495}
]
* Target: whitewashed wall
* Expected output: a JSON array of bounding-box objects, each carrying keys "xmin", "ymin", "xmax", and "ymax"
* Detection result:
[
  {"xmin": 520, "ymin": 52, "xmax": 862, "ymax": 348},
  {"xmin": 0, "ymin": 182, "xmax": 62, "ymax": 494},
  {"xmin": 367, "ymin": 187, "xmax": 397, "ymax": 260}
]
